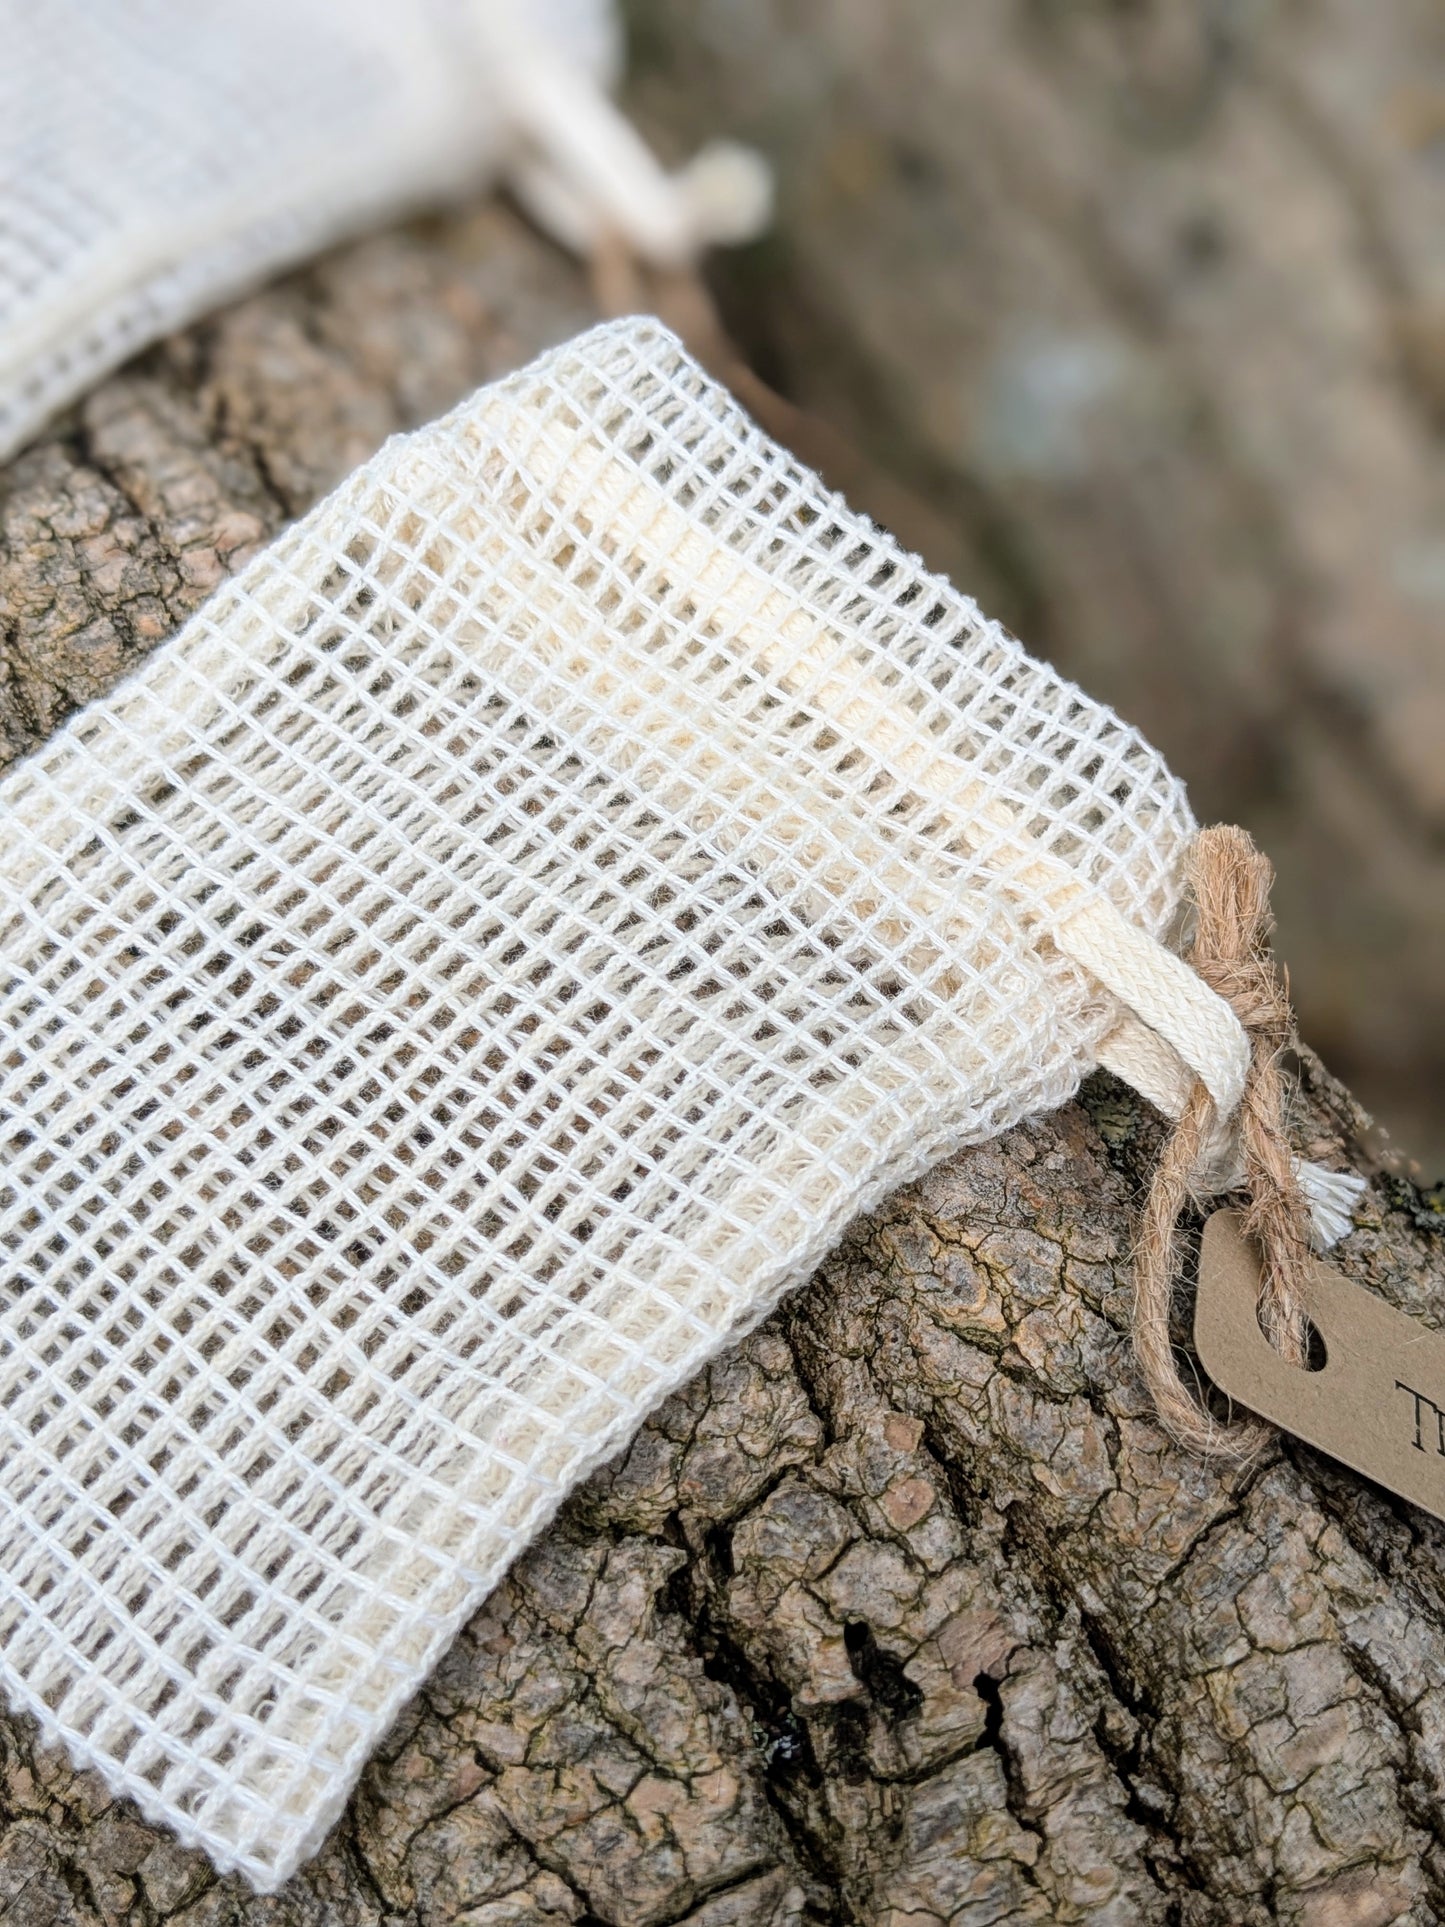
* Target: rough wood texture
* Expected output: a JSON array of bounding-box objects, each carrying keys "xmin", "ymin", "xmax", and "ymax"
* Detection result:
[
  {"xmin": 4, "ymin": 197, "xmax": 1445, "ymax": 1927},
  {"xmin": 625, "ymin": 0, "xmax": 1445, "ymax": 1173}
]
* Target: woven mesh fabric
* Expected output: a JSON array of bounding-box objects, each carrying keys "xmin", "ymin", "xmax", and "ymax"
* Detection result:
[
  {"xmin": 0, "ymin": 317, "xmax": 1195, "ymax": 1888},
  {"xmin": 0, "ymin": 0, "xmax": 613, "ymax": 462}
]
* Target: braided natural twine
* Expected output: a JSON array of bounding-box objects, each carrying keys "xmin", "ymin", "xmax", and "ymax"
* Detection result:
[{"xmin": 1133, "ymin": 825, "xmax": 1317, "ymax": 1459}]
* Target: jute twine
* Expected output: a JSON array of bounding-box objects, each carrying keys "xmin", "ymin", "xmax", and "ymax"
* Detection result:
[{"xmin": 1133, "ymin": 825, "xmax": 1315, "ymax": 1458}]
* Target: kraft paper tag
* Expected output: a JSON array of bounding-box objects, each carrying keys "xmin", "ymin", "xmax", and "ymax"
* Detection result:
[{"xmin": 1196, "ymin": 1209, "xmax": 1445, "ymax": 1522}]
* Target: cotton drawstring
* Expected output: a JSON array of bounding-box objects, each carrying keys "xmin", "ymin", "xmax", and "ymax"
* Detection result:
[{"xmin": 481, "ymin": 11, "xmax": 772, "ymax": 267}]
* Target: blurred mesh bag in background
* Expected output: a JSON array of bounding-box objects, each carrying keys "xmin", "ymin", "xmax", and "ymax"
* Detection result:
[
  {"xmin": 0, "ymin": 0, "xmax": 767, "ymax": 462},
  {"xmin": 0, "ymin": 318, "xmax": 1198, "ymax": 1887}
]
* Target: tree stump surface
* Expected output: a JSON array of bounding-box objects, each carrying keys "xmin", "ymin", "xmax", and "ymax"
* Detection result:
[{"xmin": 3, "ymin": 198, "xmax": 1445, "ymax": 1927}]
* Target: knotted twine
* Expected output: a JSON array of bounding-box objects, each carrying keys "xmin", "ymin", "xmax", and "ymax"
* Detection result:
[{"xmin": 1133, "ymin": 825, "xmax": 1317, "ymax": 1459}]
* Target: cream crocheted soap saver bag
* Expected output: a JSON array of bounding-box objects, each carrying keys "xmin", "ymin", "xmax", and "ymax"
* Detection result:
[
  {"xmin": 0, "ymin": 0, "xmax": 766, "ymax": 461},
  {"xmin": 1, "ymin": 318, "xmax": 1256, "ymax": 1887}
]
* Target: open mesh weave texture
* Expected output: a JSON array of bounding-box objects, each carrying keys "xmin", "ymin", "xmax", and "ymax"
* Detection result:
[
  {"xmin": 0, "ymin": 318, "xmax": 1195, "ymax": 1888},
  {"xmin": 0, "ymin": 0, "xmax": 613, "ymax": 462}
]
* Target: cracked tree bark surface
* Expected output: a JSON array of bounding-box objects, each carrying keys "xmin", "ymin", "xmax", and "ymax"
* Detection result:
[{"xmin": 3, "ymin": 198, "xmax": 1445, "ymax": 1927}]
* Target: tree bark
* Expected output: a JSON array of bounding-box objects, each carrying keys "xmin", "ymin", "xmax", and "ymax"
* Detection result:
[{"xmin": 2, "ymin": 198, "xmax": 1445, "ymax": 1927}]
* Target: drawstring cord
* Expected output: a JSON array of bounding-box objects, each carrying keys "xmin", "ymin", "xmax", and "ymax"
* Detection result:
[{"xmin": 480, "ymin": 11, "xmax": 771, "ymax": 267}]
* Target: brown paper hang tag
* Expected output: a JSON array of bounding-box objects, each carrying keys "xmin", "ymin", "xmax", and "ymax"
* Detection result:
[{"xmin": 1196, "ymin": 1210, "xmax": 1445, "ymax": 1522}]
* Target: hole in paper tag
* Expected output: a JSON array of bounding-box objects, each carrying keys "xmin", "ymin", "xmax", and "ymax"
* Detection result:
[{"xmin": 1196, "ymin": 1209, "xmax": 1445, "ymax": 1521}]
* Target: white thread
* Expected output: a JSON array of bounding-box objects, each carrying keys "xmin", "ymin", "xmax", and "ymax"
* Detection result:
[{"xmin": 1294, "ymin": 1164, "xmax": 1369, "ymax": 1249}]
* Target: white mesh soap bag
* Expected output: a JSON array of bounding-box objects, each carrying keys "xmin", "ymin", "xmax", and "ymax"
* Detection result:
[
  {"xmin": 0, "ymin": 0, "xmax": 767, "ymax": 463},
  {"xmin": 0, "ymin": 317, "xmax": 1209, "ymax": 1889}
]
